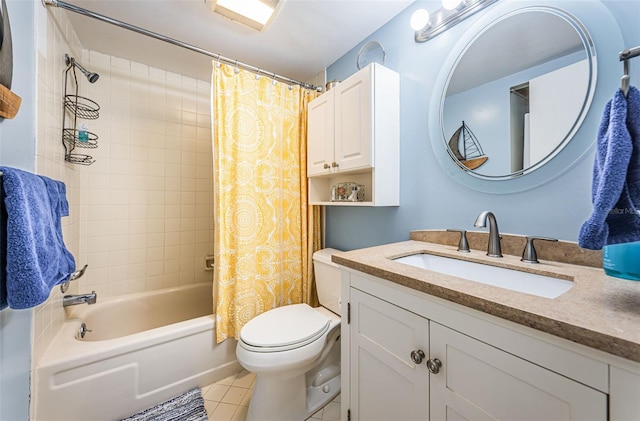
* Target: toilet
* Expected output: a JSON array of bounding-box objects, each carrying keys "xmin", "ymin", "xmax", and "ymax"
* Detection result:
[{"xmin": 236, "ymin": 248, "xmax": 342, "ymax": 421}]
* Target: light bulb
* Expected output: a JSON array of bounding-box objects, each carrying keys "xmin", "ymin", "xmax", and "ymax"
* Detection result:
[
  {"xmin": 442, "ymin": 0, "xmax": 464, "ymax": 11},
  {"xmin": 410, "ymin": 9, "xmax": 430, "ymax": 31}
]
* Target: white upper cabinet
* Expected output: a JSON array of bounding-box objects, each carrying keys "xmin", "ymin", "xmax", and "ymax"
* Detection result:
[
  {"xmin": 333, "ymin": 68, "xmax": 373, "ymax": 172},
  {"xmin": 308, "ymin": 89, "xmax": 335, "ymax": 175},
  {"xmin": 307, "ymin": 63, "xmax": 399, "ymax": 206}
]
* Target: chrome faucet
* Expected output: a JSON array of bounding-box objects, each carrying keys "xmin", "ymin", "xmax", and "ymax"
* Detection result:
[
  {"xmin": 63, "ymin": 291, "xmax": 97, "ymax": 307},
  {"xmin": 474, "ymin": 211, "xmax": 503, "ymax": 257}
]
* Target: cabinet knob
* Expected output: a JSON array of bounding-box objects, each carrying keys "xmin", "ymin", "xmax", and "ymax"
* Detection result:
[
  {"xmin": 427, "ymin": 358, "xmax": 442, "ymax": 374},
  {"xmin": 331, "ymin": 161, "xmax": 339, "ymax": 168},
  {"xmin": 323, "ymin": 163, "xmax": 330, "ymax": 169},
  {"xmin": 410, "ymin": 349, "xmax": 425, "ymax": 364}
]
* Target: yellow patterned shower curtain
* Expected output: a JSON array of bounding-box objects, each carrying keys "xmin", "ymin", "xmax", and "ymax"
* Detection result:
[{"xmin": 212, "ymin": 63, "xmax": 321, "ymax": 343}]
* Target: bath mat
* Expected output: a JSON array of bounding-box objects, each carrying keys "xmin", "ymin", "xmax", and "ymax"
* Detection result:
[{"xmin": 120, "ymin": 387, "xmax": 208, "ymax": 421}]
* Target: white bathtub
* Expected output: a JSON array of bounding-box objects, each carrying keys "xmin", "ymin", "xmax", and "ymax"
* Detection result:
[{"xmin": 35, "ymin": 283, "xmax": 240, "ymax": 421}]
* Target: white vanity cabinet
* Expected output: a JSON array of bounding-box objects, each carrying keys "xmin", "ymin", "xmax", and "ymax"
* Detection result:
[
  {"xmin": 307, "ymin": 63, "xmax": 399, "ymax": 206},
  {"xmin": 348, "ymin": 288, "xmax": 429, "ymax": 421},
  {"xmin": 341, "ymin": 269, "xmax": 636, "ymax": 421}
]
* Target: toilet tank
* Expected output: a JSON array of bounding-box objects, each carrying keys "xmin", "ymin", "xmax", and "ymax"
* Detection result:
[{"xmin": 313, "ymin": 248, "xmax": 342, "ymax": 316}]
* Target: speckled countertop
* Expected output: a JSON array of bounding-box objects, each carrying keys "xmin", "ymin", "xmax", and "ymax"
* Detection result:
[{"xmin": 332, "ymin": 231, "xmax": 640, "ymax": 363}]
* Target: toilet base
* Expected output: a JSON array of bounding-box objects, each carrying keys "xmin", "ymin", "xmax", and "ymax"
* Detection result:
[
  {"xmin": 245, "ymin": 369, "xmax": 341, "ymax": 421},
  {"xmin": 245, "ymin": 332, "xmax": 341, "ymax": 421}
]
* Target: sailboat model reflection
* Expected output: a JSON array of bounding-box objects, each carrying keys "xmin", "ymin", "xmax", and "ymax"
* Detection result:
[{"xmin": 448, "ymin": 121, "xmax": 488, "ymax": 170}]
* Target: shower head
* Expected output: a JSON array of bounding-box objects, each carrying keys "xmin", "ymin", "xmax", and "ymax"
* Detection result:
[
  {"xmin": 65, "ymin": 54, "xmax": 100, "ymax": 83},
  {"xmin": 73, "ymin": 60, "xmax": 100, "ymax": 83}
]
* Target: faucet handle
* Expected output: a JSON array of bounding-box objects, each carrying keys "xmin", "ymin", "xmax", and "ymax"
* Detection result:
[
  {"xmin": 447, "ymin": 229, "xmax": 470, "ymax": 253},
  {"xmin": 521, "ymin": 236, "xmax": 558, "ymax": 263}
]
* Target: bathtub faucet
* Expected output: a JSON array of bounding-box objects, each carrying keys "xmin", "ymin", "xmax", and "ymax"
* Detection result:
[{"xmin": 63, "ymin": 291, "xmax": 97, "ymax": 307}]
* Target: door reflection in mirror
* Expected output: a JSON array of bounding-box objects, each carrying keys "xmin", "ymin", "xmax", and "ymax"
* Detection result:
[{"xmin": 442, "ymin": 8, "xmax": 595, "ymax": 179}]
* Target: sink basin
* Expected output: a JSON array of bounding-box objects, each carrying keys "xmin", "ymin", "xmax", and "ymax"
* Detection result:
[{"xmin": 393, "ymin": 253, "xmax": 573, "ymax": 299}]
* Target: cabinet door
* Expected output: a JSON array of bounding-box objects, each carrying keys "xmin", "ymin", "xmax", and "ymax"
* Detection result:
[
  {"xmin": 429, "ymin": 322, "xmax": 607, "ymax": 421},
  {"xmin": 307, "ymin": 89, "xmax": 334, "ymax": 176},
  {"xmin": 350, "ymin": 288, "xmax": 429, "ymax": 421},
  {"xmin": 334, "ymin": 67, "xmax": 372, "ymax": 172}
]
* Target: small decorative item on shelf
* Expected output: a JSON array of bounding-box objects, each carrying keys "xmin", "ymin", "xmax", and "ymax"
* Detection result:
[{"xmin": 330, "ymin": 182, "xmax": 365, "ymax": 202}]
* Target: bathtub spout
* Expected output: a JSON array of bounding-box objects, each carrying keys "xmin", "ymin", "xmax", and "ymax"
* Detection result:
[{"xmin": 63, "ymin": 291, "xmax": 97, "ymax": 307}]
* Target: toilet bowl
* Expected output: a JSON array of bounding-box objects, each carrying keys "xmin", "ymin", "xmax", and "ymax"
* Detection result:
[{"xmin": 236, "ymin": 248, "xmax": 342, "ymax": 421}]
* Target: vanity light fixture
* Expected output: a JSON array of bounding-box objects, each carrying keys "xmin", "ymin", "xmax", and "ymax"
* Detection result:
[
  {"xmin": 412, "ymin": 0, "xmax": 498, "ymax": 43},
  {"xmin": 205, "ymin": 0, "xmax": 279, "ymax": 31},
  {"xmin": 442, "ymin": 0, "xmax": 466, "ymax": 11},
  {"xmin": 410, "ymin": 8, "xmax": 431, "ymax": 31}
]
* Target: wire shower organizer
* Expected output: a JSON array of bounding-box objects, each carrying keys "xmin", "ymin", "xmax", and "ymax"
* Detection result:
[{"xmin": 62, "ymin": 54, "xmax": 99, "ymax": 165}]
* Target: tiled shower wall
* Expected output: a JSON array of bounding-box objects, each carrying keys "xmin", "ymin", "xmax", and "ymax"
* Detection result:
[
  {"xmin": 34, "ymin": 6, "xmax": 83, "ymax": 365},
  {"xmin": 33, "ymin": 7, "xmax": 214, "ymax": 364},
  {"xmin": 78, "ymin": 51, "xmax": 214, "ymax": 298}
]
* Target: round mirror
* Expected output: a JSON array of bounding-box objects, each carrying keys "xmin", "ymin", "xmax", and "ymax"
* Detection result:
[{"xmin": 440, "ymin": 6, "xmax": 596, "ymax": 180}]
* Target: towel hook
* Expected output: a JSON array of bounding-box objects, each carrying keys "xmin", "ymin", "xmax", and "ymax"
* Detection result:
[{"xmin": 622, "ymin": 56, "xmax": 630, "ymax": 97}]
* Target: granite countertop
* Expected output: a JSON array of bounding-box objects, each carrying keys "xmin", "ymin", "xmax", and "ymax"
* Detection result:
[{"xmin": 332, "ymin": 231, "xmax": 640, "ymax": 363}]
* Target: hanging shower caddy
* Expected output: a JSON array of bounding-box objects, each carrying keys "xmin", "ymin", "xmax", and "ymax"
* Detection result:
[{"xmin": 62, "ymin": 54, "xmax": 99, "ymax": 165}]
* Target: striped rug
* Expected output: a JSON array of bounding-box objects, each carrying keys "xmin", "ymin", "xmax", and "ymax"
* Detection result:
[{"xmin": 121, "ymin": 388, "xmax": 208, "ymax": 421}]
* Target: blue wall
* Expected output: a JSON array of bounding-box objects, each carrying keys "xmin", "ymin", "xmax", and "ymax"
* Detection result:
[
  {"xmin": 0, "ymin": 0, "xmax": 37, "ymax": 419},
  {"xmin": 325, "ymin": 0, "xmax": 640, "ymax": 251}
]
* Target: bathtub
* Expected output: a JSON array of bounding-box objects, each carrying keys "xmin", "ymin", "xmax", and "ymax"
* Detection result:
[{"xmin": 35, "ymin": 283, "xmax": 240, "ymax": 421}]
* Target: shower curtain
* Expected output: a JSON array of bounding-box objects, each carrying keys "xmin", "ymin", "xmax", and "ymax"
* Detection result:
[{"xmin": 212, "ymin": 63, "xmax": 321, "ymax": 342}]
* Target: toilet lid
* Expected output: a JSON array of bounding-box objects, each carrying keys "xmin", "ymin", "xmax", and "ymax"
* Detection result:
[{"xmin": 240, "ymin": 304, "xmax": 331, "ymax": 351}]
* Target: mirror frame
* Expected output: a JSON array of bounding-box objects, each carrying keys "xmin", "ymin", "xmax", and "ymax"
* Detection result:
[{"xmin": 428, "ymin": 0, "xmax": 623, "ymax": 194}]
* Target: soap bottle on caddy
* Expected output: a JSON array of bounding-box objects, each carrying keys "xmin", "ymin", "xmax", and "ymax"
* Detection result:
[
  {"xmin": 603, "ymin": 241, "xmax": 640, "ymax": 281},
  {"xmin": 77, "ymin": 123, "xmax": 89, "ymax": 142}
]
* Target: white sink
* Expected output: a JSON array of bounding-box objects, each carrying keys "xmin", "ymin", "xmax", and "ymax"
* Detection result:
[{"xmin": 393, "ymin": 253, "xmax": 573, "ymax": 299}]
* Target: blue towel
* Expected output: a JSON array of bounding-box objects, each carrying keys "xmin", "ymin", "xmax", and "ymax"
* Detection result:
[
  {"xmin": 0, "ymin": 178, "xmax": 6, "ymax": 310},
  {"xmin": 0, "ymin": 167, "xmax": 76, "ymax": 309},
  {"xmin": 579, "ymin": 87, "xmax": 640, "ymax": 249}
]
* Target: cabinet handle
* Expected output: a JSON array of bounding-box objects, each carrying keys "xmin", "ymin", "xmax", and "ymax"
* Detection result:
[
  {"xmin": 331, "ymin": 161, "xmax": 338, "ymax": 168},
  {"xmin": 410, "ymin": 350, "xmax": 425, "ymax": 364},
  {"xmin": 427, "ymin": 358, "xmax": 442, "ymax": 374},
  {"xmin": 323, "ymin": 163, "xmax": 330, "ymax": 169}
]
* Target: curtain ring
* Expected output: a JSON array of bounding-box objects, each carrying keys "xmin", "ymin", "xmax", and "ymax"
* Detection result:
[
  {"xmin": 234, "ymin": 60, "xmax": 240, "ymax": 74},
  {"xmin": 215, "ymin": 54, "xmax": 221, "ymax": 68}
]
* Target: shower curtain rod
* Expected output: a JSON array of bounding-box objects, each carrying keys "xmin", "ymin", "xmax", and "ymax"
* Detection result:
[{"xmin": 42, "ymin": 0, "xmax": 321, "ymax": 91}]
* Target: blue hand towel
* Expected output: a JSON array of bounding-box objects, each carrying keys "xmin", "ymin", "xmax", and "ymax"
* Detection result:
[
  {"xmin": 0, "ymin": 167, "xmax": 76, "ymax": 309},
  {"xmin": 579, "ymin": 87, "xmax": 640, "ymax": 249},
  {"xmin": 0, "ymin": 178, "xmax": 6, "ymax": 310}
]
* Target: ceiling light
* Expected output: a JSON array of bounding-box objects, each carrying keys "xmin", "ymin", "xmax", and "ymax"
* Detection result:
[
  {"xmin": 413, "ymin": 0, "xmax": 497, "ymax": 43},
  {"xmin": 206, "ymin": 0, "xmax": 279, "ymax": 31}
]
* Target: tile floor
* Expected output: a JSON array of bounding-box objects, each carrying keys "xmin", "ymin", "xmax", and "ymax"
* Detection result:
[{"xmin": 201, "ymin": 370, "xmax": 341, "ymax": 421}]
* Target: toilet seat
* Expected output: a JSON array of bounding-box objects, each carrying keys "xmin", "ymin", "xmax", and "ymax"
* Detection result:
[{"xmin": 239, "ymin": 304, "xmax": 331, "ymax": 353}]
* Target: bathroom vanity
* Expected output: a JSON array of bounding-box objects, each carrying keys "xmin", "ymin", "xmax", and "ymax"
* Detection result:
[{"xmin": 335, "ymin": 231, "xmax": 640, "ymax": 420}]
